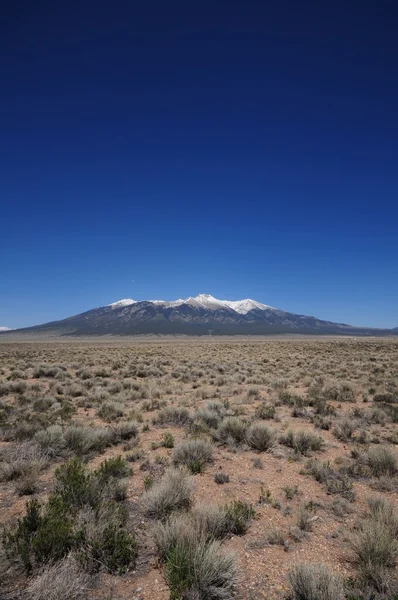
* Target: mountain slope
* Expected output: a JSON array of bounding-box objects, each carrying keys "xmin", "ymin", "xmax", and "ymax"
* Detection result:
[{"xmin": 1, "ymin": 294, "xmax": 393, "ymax": 337}]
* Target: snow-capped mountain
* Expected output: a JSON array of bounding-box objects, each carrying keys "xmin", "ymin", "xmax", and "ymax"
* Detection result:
[
  {"xmin": 1, "ymin": 294, "xmax": 392, "ymax": 337},
  {"xmin": 0, "ymin": 327, "xmax": 12, "ymax": 332},
  {"xmin": 108, "ymin": 294, "xmax": 274, "ymax": 314}
]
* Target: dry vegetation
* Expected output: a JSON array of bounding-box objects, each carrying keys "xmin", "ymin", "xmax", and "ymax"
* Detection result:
[{"xmin": 0, "ymin": 337, "xmax": 397, "ymax": 600}]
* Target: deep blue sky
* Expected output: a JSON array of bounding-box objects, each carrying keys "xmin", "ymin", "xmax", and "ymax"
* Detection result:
[{"xmin": 1, "ymin": 1, "xmax": 397, "ymax": 329}]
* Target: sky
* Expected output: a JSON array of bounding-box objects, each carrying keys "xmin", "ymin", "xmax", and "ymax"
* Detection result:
[{"xmin": 1, "ymin": 1, "xmax": 397, "ymax": 329}]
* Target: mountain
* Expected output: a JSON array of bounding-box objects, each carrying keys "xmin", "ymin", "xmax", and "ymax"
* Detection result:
[
  {"xmin": 1, "ymin": 294, "xmax": 393, "ymax": 337},
  {"xmin": 0, "ymin": 327, "xmax": 13, "ymax": 332}
]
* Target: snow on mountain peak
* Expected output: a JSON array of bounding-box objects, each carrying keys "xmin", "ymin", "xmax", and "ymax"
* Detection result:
[
  {"xmin": 0, "ymin": 327, "xmax": 13, "ymax": 332},
  {"xmin": 107, "ymin": 295, "xmax": 275, "ymax": 314},
  {"xmin": 109, "ymin": 299, "xmax": 136, "ymax": 308}
]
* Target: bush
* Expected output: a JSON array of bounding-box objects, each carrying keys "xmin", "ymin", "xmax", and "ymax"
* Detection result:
[
  {"xmin": 333, "ymin": 418, "xmax": 358, "ymax": 442},
  {"xmin": 214, "ymin": 472, "xmax": 229, "ymax": 484},
  {"xmin": 305, "ymin": 460, "xmax": 355, "ymax": 501},
  {"xmin": 154, "ymin": 515, "xmax": 236, "ymax": 600},
  {"xmin": 172, "ymin": 439, "xmax": 213, "ymax": 474},
  {"xmin": 111, "ymin": 420, "xmax": 139, "ymax": 440},
  {"xmin": 27, "ymin": 554, "xmax": 92, "ymax": 600},
  {"xmin": 63, "ymin": 425, "xmax": 113, "ymax": 455},
  {"xmin": 165, "ymin": 536, "xmax": 236, "ymax": 600},
  {"xmin": 54, "ymin": 459, "xmax": 100, "ymax": 511},
  {"xmin": 246, "ymin": 423, "xmax": 276, "ymax": 451},
  {"xmin": 3, "ymin": 458, "xmax": 136, "ymax": 575},
  {"xmin": 255, "ymin": 402, "xmax": 276, "ymax": 420},
  {"xmin": 288, "ymin": 563, "xmax": 345, "ymax": 600},
  {"xmin": 323, "ymin": 382, "xmax": 356, "ymax": 403},
  {"xmin": 143, "ymin": 468, "xmax": 193, "ymax": 519},
  {"xmin": 215, "ymin": 416, "xmax": 248, "ymax": 445},
  {"xmin": 97, "ymin": 402, "xmax": 124, "ymax": 421},
  {"xmin": 155, "ymin": 407, "xmax": 191, "ymax": 427},
  {"xmin": 35, "ymin": 425, "xmax": 66, "ymax": 457},
  {"xmin": 194, "ymin": 500, "xmax": 254, "ymax": 539},
  {"xmin": 162, "ymin": 432, "xmax": 174, "ymax": 448},
  {"xmin": 0, "ymin": 441, "xmax": 47, "ymax": 482},
  {"xmin": 223, "ymin": 501, "xmax": 255, "ymax": 535},
  {"xmin": 374, "ymin": 393, "xmax": 398, "ymax": 404},
  {"xmin": 95, "ymin": 456, "xmax": 131, "ymax": 481},
  {"xmin": 350, "ymin": 510, "xmax": 398, "ymax": 592},
  {"xmin": 366, "ymin": 446, "xmax": 397, "ymax": 478},
  {"xmin": 280, "ymin": 430, "xmax": 324, "ymax": 455}
]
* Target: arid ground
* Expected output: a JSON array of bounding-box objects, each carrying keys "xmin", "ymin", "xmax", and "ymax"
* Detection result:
[{"xmin": 0, "ymin": 338, "xmax": 397, "ymax": 600}]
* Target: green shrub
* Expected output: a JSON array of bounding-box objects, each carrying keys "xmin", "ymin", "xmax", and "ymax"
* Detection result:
[
  {"xmin": 95, "ymin": 456, "xmax": 131, "ymax": 481},
  {"xmin": 162, "ymin": 432, "xmax": 175, "ymax": 448},
  {"xmin": 54, "ymin": 459, "xmax": 99, "ymax": 511},
  {"xmin": 85, "ymin": 521, "xmax": 137, "ymax": 574},
  {"xmin": 3, "ymin": 458, "xmax": 136, "ymax": 575},
  {"xmin": 223, "ymin": 500, "xmax": 255, "ymax": 535}
]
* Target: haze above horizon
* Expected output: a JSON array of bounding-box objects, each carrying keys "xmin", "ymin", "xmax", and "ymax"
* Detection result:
[{"xmin": 1, "ymin": 2, "xmax": 397, "ymax": 329}]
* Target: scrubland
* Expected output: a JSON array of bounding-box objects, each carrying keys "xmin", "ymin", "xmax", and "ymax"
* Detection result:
[{"xmin": 0, "ymin": 337, "xmax": 397, "ymax": 600}]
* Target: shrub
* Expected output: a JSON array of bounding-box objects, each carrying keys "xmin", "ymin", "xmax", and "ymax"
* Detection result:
[
  {"xmin": 323, "ymin": 382, "xmax": 356, "ymax": 403},
  {"xmin": 255, "ymin": 402, "xmax": 276, "ymax": 420},
  {"xmin": 95, "ymin": 456, "xmax": 131, "ymax": 481},
  {"xmin": 192, "ymin": 501, "xmax": 254, "ymax": 539},
  {"xmin": 0, "ymin": 441, "xmax": 47, "ymax": 482},
  {"xmin": 3, "ymin": 458, "xmax": 136, "ymax": 575},
  {"xmin": 366, "ymin": 446, "xmax": 397, "ymax": 478},
  {"xmin": 223, "ymin": 500, "xmax": 255, "ymax": 535},
  {"xmin": 97, "ymin": 402, "xmax": 124, "ymax": 421},
  {"xmin": 246, "ymin": 423, "xmax": 276, "ymax": 451},
  {"xmin": 63, "ymin": 425, "xmax": 113, "ymax": 455},
  {"xmin": 350, "ymin": 511, "xmax": 398, "ymax": 592},
  {"xmin": 172, "ymin": 439, "xmax": 213, "ymax": 474},
  {"xmin": 111, "ymin": 420, "xmax": 139, "ymax": 440},
  {"xmin": 155, "ymin": 407, "xmax": 191, "ymax": 427},
  {"xmin": 214, "ymin": 472, "xmax": 229, "ymax": 484},
  {"xmin": 305, "ymin": 460, "xmax": 355, "ymax": 501},
  {"xmin": 216, "ymin": 416, "xmax": 248, "ymax": 445},
  {"xmin": 296, "ymin": 505, "xmax": 313, "ymax": 532},
  {"xmin": 34, "ymin": 425, "xmax": 66, "ymax": 457},
  {"xmin": 288, "ymin": 563, "xmax": 345, "ymax": 600},
  {"xmin": 165, "ymin": 536, "xmax": 236, "ymax": 600},
  {"xmin": 194, "ymin": 408, "xmax": 222, "ymax": 429},
  {"xmin": 333, "ymin": 418, "xmax": 358, "ymax": 442},
  {"xmin": 280, "ymin": 430, "xmax": 324, "ymax": 455},
  {"xmin": 162, "ymin": 432, "xmax": 174, "ymax": 448},
  {"xmin": 374, "ymin": 393, "xmax": 398, "ymax": 404},
  {"xmin": 54, "ymin": 459, "xmax": 99, "ymax": 511},
  {"xmin": 143, "ymin": 468, "xmax": 193, "ymax": 519},
  {"xmin": 27, "ymin": 554, "xmax": 92, "ymax": 600}
]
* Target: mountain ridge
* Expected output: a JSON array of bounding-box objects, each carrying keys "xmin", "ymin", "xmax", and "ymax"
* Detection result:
[{"xmin": 1, "ymin": 294, "xmax": 394, "ymax": 337}]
